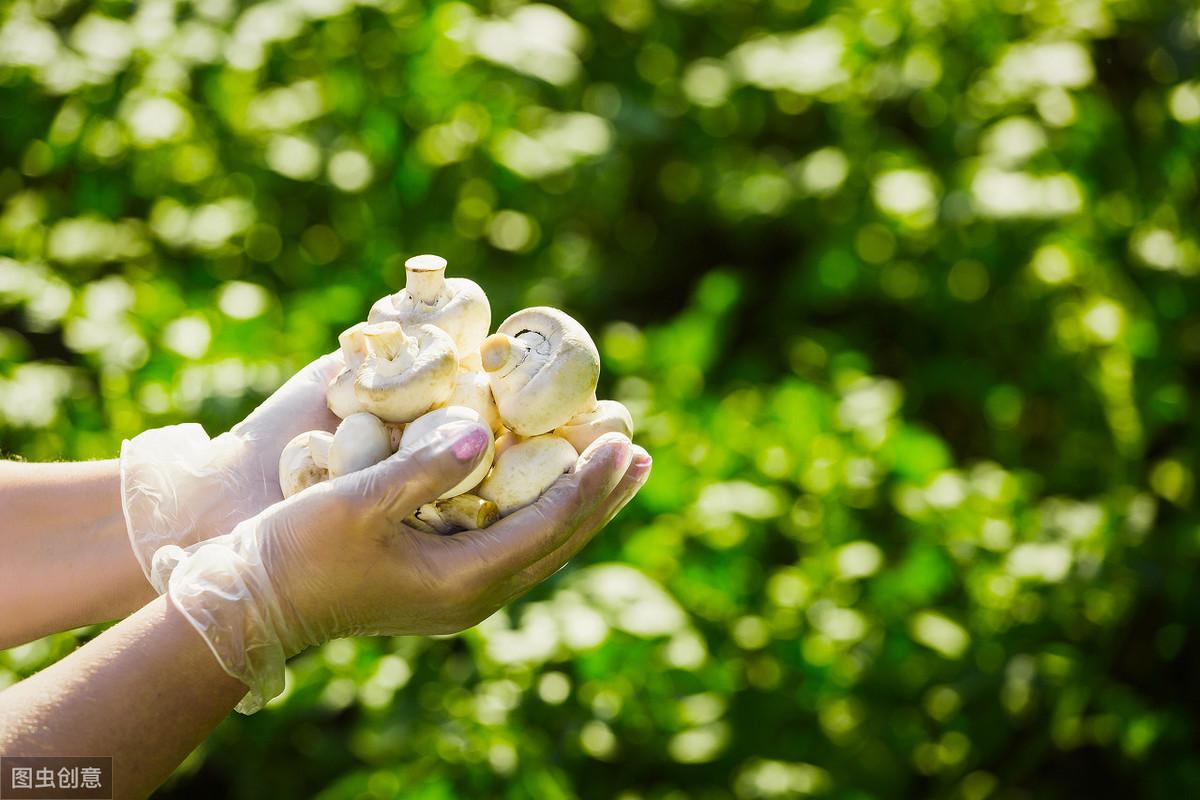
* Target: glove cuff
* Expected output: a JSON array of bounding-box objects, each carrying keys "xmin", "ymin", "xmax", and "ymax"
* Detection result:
[
  {"xmin": 120, "ymin": 424, "xmax": 248, "ymax": 585},
  {"xmin": 159, "ymin": 523, "xmax": 309, "ymax": 714}
]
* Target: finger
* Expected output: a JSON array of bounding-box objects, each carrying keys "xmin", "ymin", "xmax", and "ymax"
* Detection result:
[
  {"xmin": 334, "ymin": 420, "xmax": 492, "ymax": 522},
  {"xmin": 502, "ymin": 447, "xmax": 651, "ymax": 597},
  {"xmin": 448, "ymin": 433, "xmax": 634, "ymax": 580},
  {"xmin": 236, "ymin": 351, "xmax": 345, "ymax": 442},
  {"xmin": 296, "ymin": 350, "xmax": 345, "ymax": 388},
  {"xmin": 265, "ymin": 351, "xmax": 344, "ymax": 409},
  {"xmin": 282, "ymin": 352, "xmax": 345, "ymax": 434}
]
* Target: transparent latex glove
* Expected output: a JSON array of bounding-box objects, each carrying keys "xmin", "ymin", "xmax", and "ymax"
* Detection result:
[
  {"xmin": 121, "ymin": 352, "xmax": 344, "ymax": 584},
  {"xmin": 151, "ymin": 424, "xmax": 649, "ymax": 714}
]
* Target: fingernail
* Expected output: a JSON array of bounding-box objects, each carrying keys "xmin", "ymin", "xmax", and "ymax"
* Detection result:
[
  {"xmin": 631, "ymin": 452, "xmax": 652, "ymax": 474},
  {"xmin": 452, "ymin": 426, "xmax": 491, "ymax": 462},
  {"xmin": 580, "ymin": 431, "xmax": 631, "ymax": 466},
  {"xmin": 608, "ymin": 438, "xmax": 633, "ymax": 473}
]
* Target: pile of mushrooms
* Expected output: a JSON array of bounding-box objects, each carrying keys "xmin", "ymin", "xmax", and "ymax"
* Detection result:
[{"xmin": 278, "ymin": 254, "xmax": 634, "ymax": 535}]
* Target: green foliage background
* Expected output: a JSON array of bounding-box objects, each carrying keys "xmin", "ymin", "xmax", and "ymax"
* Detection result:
[{"xmin": 3, "ymin": 0, "xmax": 1200, "ymax": 797}]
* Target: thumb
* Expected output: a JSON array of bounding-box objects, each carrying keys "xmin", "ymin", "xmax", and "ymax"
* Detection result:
[
  {"xmin": 234, "ymin": 351, "xmax": 345, "ymax": 440},
  {"xmin": 337, "ymin": 420, "xmax": 493, "ymax": 518}
]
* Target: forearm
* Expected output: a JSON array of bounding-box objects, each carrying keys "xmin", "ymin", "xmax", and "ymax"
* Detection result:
[
  {"xmin": 0, "ymin": 594, "xmax": 246, "ymax": 800},
  {"xmin": 0, "ymin": 460, "xmax": 155, "ymax": 649}
]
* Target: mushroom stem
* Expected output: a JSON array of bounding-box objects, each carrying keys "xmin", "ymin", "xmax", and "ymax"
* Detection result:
[
  {"xmin": 437, "ymin": 494, "xmax": 500, "ymax": 530},
  {"xmin": 405, "ymin": 254, "xmax": 449, "ymax": 306},
  {"xmin": 308, "ymin": 432, "xmax": 332, "ymax": 468},
  {"xmin": 404, "ymin": 513, "xmax": 439, "ymax": 534},
  {"xmin": 337, "ymin": 322, "xmax": 370, "ymax": 364},
  {"xmin": 480, "ymin": 333, "xmax": 530, "ymax": 375},
  {"xmin": 408, "ymin": 494, "xmax": 499, "ymax": 534},
  {"xmin": 362, "ymin": 322, "xmax": 415, "ymax": 377},
  {"xmin": 384, "ymin": 422, "xmax": 405, "ymax": 452}
]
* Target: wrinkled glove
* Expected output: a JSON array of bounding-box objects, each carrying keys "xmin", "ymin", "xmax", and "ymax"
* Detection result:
[
  {"xmin": 120, "ymin": 353, "xmax": 343, "ymax": 584},
  {"xmin": 151, "ymin": 423, "xmax": 648, "ymax": 713}
]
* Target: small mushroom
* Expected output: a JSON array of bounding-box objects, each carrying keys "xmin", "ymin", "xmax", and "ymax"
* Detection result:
[
  {"xmin": 480, "ymin": 307, "xmax": 600, "ymax": 437},
  {"xmin": 444, "ymin": 368, "xmax": 502, "ymax": 435},
  {"xmin": 278, "ymin": 430, "xmax": 333, "ymax": 498},
  {"xmin": 326, "ymin": 322, "xmax": 371, "ymax": 419},
  {"xmin": 555, "ymin": 399, "xmax": 634, "ymax": 454},
  {"xmin": 353, "ymin": 321, "xmax": 458, "ymax": 423},
  {"xmin": 399, "ymin": 405, "xmax": 495, "ymax": 498},
  {"xmin": 407, "ymin": 494, "xmax": 500, "ymax": 534},
  {"xmin": 476, "ymin": 434, "xmax": 578, "ymax": 516},
  {"xmin": 368, "ymin": 254, "xmax": 492, "ymax": 355},
  {"xmin": 328, "ymin": 412, "xmax": 392, "ymax": 477}
]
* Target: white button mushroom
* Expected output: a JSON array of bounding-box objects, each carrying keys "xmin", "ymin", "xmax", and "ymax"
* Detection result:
[
  {"xmin": 480, "ymin": 307, "xmax": 600, "ymax": 437},
  {"xmin": 399, "ymin": 405, "xmax": 495, "ymax": 498},
  {"xmin": 326, "ymin": 322, "xmax": 371, "ymax": 419},
  {"xmin": 328, "ymin": 412, "xmax": 393, "ymax": 477},
  {"xmin": 554, "ymin": 399, "xmax": 634, "ymax": 454},
  {"xmin": 278, "ymin": 430, "xmax": 334, "ymax": 498},
  {"xmin": 306, "ymin": 263, "xmax": 640, "ymax": 529},
  {"xmin": 443, "ymin": 368, "xmax": 502, "ymax": 435},
  {"xmin": 368, "ymin": 254, "xmax": 492, "ymax": 355},
  {"xmin": 353, "ymin": 321, "xmax": 458, "ymax": 423},
  {"xmin": 476, "ymin": 434, "xmax": 578, "ymax": 516}
]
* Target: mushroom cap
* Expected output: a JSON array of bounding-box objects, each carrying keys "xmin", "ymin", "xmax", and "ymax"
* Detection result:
[
  {"xmin": 368, "ymin": 262, "xmax": 491, "ymax": 354},
  {"xmin": 279, "ymin": 430, "xmax": 333, "ymax": 498},
  {"xmin": 328, "ymin": 412, "xmax": 392, "ymax": 477},
  {"xmin": 555, "ymin": 399, "xmax": 634, "ymax": 454},
  {"xmin": 325, "ymin": 322, "xmax": 372, "ymax": 419},
  {"xmin": 400, "ymin": 405, "xmax": 495, "ymax": 498},
  {"xmin": 326, "ymin": 366, "xmax": 365, "ymax": 419},
  {"xmin": 476, "ymin": 433, "xmax": 578, "ymax": 516},
  {"xmin": 483, "ymin": 307, "xmax": 601, "ymax": 437},
  {"xmin": 354, "ymin": 322, "xmax": 458, "ymax": 423},
  {"xmin": 444, "ymin": 369, "xmax": 502, "ymax": 435}
]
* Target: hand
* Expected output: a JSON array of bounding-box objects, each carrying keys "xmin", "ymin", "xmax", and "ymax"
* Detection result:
[
  {"xmin": 153, "ymin": 423, "xmax": 650, "ymax": 713},
  {"xmin": 121, "ymin": 353, "xmax": 343, "ymax": 584}
]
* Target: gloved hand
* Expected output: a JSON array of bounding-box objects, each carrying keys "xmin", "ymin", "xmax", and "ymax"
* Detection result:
[
  {"xmin": 151, "ymin": 423, "xmax": 650, "ymax": 713},
  {"xmin": 120, "ymin": 353, "xmax": 343, "ymax": 584}
]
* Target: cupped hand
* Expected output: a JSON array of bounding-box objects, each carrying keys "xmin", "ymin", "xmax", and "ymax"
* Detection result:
[
  {"xmin": 157, "ymin": 421, "xmax": 650, "ymax": 712},
  {"xmin": 123, "ymin": 352, "xmax": 343, "ymax": 580},
  {"xmin": 275, "ymin": 426, "xmax": 648, "ymax": 639},
  {"xmin": 221, "ymin": 351, "xmax": 345, "ymax": 520}
]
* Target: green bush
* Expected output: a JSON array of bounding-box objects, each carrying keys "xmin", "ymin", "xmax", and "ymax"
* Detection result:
[{"xmin": 2, "ymin": 0, "xmax": 1199, "ymax": 797}]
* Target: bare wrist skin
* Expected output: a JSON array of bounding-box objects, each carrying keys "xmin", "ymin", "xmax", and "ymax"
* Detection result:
[
  {"xmin": 0, "ymin": 594, "xmax": 246, "ymax": 799},
  {"xmin": 0, "ymin": 460, "xmax": 156, "ymax": 650}
]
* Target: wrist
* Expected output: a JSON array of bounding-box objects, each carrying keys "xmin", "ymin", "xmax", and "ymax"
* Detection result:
[
  {"xmin": 160, "ymin": 520, "xmax": 313, "ymax": 714},
  {"xmin": 120, "ymin": 424, "xmax": 258, "ymax": 582}
]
